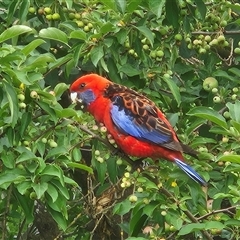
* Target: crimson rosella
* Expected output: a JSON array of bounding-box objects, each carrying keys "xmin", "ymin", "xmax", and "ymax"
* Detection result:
[{"xmin": 70, "ymin": 74, "xmax": 207, "ymax": 186}]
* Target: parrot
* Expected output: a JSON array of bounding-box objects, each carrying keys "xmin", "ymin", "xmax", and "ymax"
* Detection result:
[{"xmin": 70, "ymin": 74, "xmax": 207, "ymax": 186}]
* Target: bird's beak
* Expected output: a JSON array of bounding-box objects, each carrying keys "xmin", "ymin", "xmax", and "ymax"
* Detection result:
[{"xmin": 70, "ymin": 92, "xmax": 82, "ymax": 104}]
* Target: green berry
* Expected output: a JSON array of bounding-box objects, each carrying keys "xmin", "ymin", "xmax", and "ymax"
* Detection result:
[
  {"xmin": 223, "ymin": 111, "xmax": 230, "ymax": 119},
  {"xmin": 44, "ymin": 7, "xmax": 52, "ymax": 14},
  {"xmin": 17, "ymin": 93, "xmax": 25, "ymax": 101},
  {"xmin": 212, "ymin": 88, "xmax": 218, "ymax": 93},
  {"xmin": 52, "ymin": 13, "xmax": 60, "ymax": 20},
  {"xmin": 128, "ymin": 49, "xmax": 135, "ymax": 55},
  {"xmin": 234, "ymin": 48, "xmax": 240, "ymax": 55},
  {"xmin": 156, "ymin": 50, "xmax": 164, "ymax": 57},
  {"xmin": 129, "ymin": 195, "xmax": 138, "ymax": 202},
  {"xmin": 30, "ymin": 90, "xmax": 38, "ymax": 98},
  {"xmin": 175, "ymin": 33, "xmax": 183, "ymax": 41},
  {"xmin": 233, "ymin": 87, "xmax": 238, "ymax": 93},
  {"xmin": 213, "ymin": 96, "xmax": 221, "ymax": 103},
  {"xmin": 28, "ymin": 7, "xmax": 36, "ymax": 14},
  {"xmin": 232, "ymin": 94, "xmax": 237, "ymax": 100},
  {"xmin": 19, "ymin": 102, "xmax": 26, "ymax": 109},
  {"xmin": 41, "ymin": 138, "xmax": 47, "ymax": 143}
]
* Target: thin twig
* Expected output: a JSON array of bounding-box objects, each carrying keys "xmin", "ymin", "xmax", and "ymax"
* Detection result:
[{"xmin": 197, "ymin": 205, "xmax": 238, "ymax": 221}]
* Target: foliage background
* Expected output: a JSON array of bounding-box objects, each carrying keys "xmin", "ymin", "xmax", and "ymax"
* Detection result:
[{"xmin": 1, "ymin": 0, "xmax": 240, "ymax": 239}]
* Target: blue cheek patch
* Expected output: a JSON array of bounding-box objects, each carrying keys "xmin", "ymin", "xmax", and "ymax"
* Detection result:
[
  {"xmin": 110, "ymin": 103, "xmax": 171, "ymax": 145},
  {"xmin": 79, "ymin": 89, "xmax": 96, "ymax": 105}
]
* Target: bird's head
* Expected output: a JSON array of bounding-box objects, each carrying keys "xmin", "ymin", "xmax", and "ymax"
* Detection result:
[{"xmin": 70, "ymin": 74, "xmax": 110, "ymax": 105}]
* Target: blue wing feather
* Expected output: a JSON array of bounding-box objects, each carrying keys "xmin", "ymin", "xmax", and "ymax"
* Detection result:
[{"xmin": 110, "ymin": 96, "xmax": 172, "ymax": 144}]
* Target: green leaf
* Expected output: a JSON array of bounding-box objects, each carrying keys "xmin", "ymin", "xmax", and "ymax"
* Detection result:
[
  {"xmin": 116, "ymin": 0, "xmax": 126, "ymax": 13},
  {"xmin": 47, "ymin": 183, "xmax": 59, "ymax": 203},
  {"xmin": 16, "ymin": 151, "xmax": 38, "ymax": 163},
  {"xmin": 0, "ymin": 25, "xmax": 32, "ymax": 43},
  {"xmin": 107, "ymin": 156, "xmax": 117, "ymax": 183},
  {"xmin": 178, "ymin": 223, "xmax": 205, "ymax": 235},
  {"xmin": 20, "ymin": 112, "xmax": 32, "ymax": 137},
  {"xmin": 227, "ymin": 101, "xmax": 240, "ymax": 123},
  {"xmin": 165, "ymin": 0, "xmax": 179, "ymax": 28},
  {"xmin": 0, "ymin": 170, "xmax": 26, "ymax": 189},
  {"xmin": 19, "ymin": 1, "xmax": 30, "ymax": 23},
  {"xmin": 17, "ymin": 181, "xmax": 32, "ymax": 195},
  {"xmin": 48, "ymin": 208, "xmax": 67, "ymax": 230},
  {"xmin": 148, "ymin": 0, "xmax": 165, "ymax": 18},
  {"xmin": 195, "ymin": 0, "xmax": 207, "ymax": 19},
  {"xmin": 218, "ymin": 155, "xmax": 240, "ymax": 163},
  {"xmin": 90, "ymin": 45, "xmax": 104, "ymax": 67},
  {"xmin": 37, "ymin": 101, "xmax": 58, "ymax": 123},
  {"xmin": 187, "ymin": 107, "xmax": 228, "ymax": 129},
  {"xmin": 3, "ymin": 81, "xmax": 19, "ymax": 127},
  {"xmin": 32, "ymin": 182, "xmax": 48, "ymax": 199},
  {"xmin": 51, "ymin": 179, "xmax": 70, "ymax": 199},
  {"xmin": 13, "ymin": 188, "xmax": 34, "ymax": 223},
  {"xmin": 39, "ymin": 27, "xmax": 69, "ymax": 46},
  {"xmin": 69, "ymin": 30, "xmax": 87, "ymax": 40},
  {"xmin": 21, "ymin": 39, "xmax": 46, "ymax": 56},
  {"xmin": 163, "ymin": 76, "xmax": 181, "ymax": 106},
  {"xmin": 53, "ymin": 83, "xmax": 68, "ymax": 99},
  {"xmin": 99, "ymin": 0, "xmax": 117, "ymax": 11},
  {"xmin": 134, "ymin": 26, "xmax": 154, "ymax": 47},
  {"xmin": 100, "ymin": 22, "xmax": 115, "ymax": 35},
  {"xmin": 119, "ymin": 64, "xmax": 140, "ymax": 76},
  {"xmin": 67, "ymin": 162, "xmax": 93, "ymax": 174},
  {"xmin": 40, "ymin": 165, "xmax": 65, "ymax": 186}
]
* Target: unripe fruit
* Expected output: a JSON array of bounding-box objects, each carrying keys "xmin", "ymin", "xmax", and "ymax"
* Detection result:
[
  {"xmin": 223, "ymin": 111, "xmax": 230, "ymax": 119},
  {"xmin": 30, "ymin": 90, "xmax": 38, "ymax": 98},
  {"xmin": 161, "ymin": 210, "xmax": 167, "ymax": 216},
  {"xmin": 220, "ymin": 20, "xmax": 227, "ymax": 27},
  {"xmin": 94, "ymin": 150, "xmax": 100, "ymax": 156},
  {"xmin": 100, "ymin": 126, "xmax": 107, "ymax": 133},
  {"xmin": 41, "ymin": 138, "xmax": 47, "ymax": 143},
  {"xmin": 83, "ymin": 25, "xmax": 90, "ymax": 32},
  {"xmin": 199, "ymin": 48, "xmax": 206, "ymax": 54},
  {"xmin": 156, "ymin": 50, "xmax": 164, "ymax": 57},
  {"xmin": 137, "ymin": 187, "xmax": 143, "ymax": 193},
  {"xmin": 232, "ymin": 94, "xmax": 237, "ymax": 100},
  {"xmin": 116, "ymin": 159, "xmax": 123, "ymax": 165},
  {"xmin": 68, "ymin": 13, "xmax": 75, "ymax": 19},
  {"xmin": 222, "ymin": 136, "xmax": 229, "ymax": 143},
  {"xmin": 212, "ymin": 88, "xmax": 218, "ymax": 93},
  {"xmin": 44, "ymin": 7, "xmax": 52, "ymax": 14},
  {"xmin": 19, "ymin": 102, "xmax": 26, "ymax": 109},
  {"xmin": 49, "ymin": 140, "xmax": 58, "ymax": 148},
  {"xmin": 203, "ymin": 77, "xmax": 218, "ymax": 91},
  {"xmin": 234, "ymin": 48, "xmax": 240, "ymax": 55},
  {"xmin": 217, "ymin": 35, "xmax": 225, "ymax": 43},
  {"xmin": 28, "ymin": 7, "xmax": 36, "ymax": 14},
  {"xmin": 97, "ymin": 157, "xmax": 104, "ymax": 163},
  {"xmin": 75, "ymin": 13, "xmax": 81, "ymax": 19},
  {"xmin": 204, "ymin": 35, "xmax": 211, "ymax": 42},
  {"xmin": 124, "ymin": 42, "xmax": 130, "ymax": 48},
  {"xmin": 143, "ymin": 44, "xmax": 149, "ymax": 50},
  {"xmin": 213, "ymin": 96, "xmax": 221, "ymax": 103},
  {"xmin": 129, "ymin": 195, "xmax": 138, "ymax": 202},
  {"xmin": 30, "ymin": 192, "xmax": 37, "ymax": 200},
  {"xmin": 45, "ymin": 14, "xmax": 52, "ymax": 20},
  {"xmin": 163, "ymin": 73, "xmax": 170, "ymax": 78},
  {"xmin": 52, "ymin": 13, "xmax": 60, "ymax": 20},
  {"xmin": 128, "ymin": 49, "xmax": 135, "ymax": 55},
  {"xmin": 150, "ymin": 51, "xmax": 156, "ymax": 58},
  {"xmin": 233, "ymin": 87, "xmax": 239, "ymax": 93},
  {"xmin": 77, "ymin": 21, "xmax": 84, "ymax": 27},
  {"xmin": 124, "ymin": 172, "xmax": 130, "ymax": 178},
  {"xmin": 175, "ymin": 34, "xmax": 183, "ymax": 41},
  {"xmin": 87, "ymin": 23, "xmax": 93, "ymax": 29},
  {"xmin": 17, "ymin": 94, "xmax": 25, "ymax": 101}
]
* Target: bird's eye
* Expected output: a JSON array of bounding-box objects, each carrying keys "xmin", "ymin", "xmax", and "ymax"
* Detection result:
[{"xmin": 80, "ymin": 83, "xmax": 86, "ymax": 88}]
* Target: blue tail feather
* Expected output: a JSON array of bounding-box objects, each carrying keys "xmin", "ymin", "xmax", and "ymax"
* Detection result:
[{"xmin": 174, "ymin": 158, "xmax": 207, "ymax": 186}]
